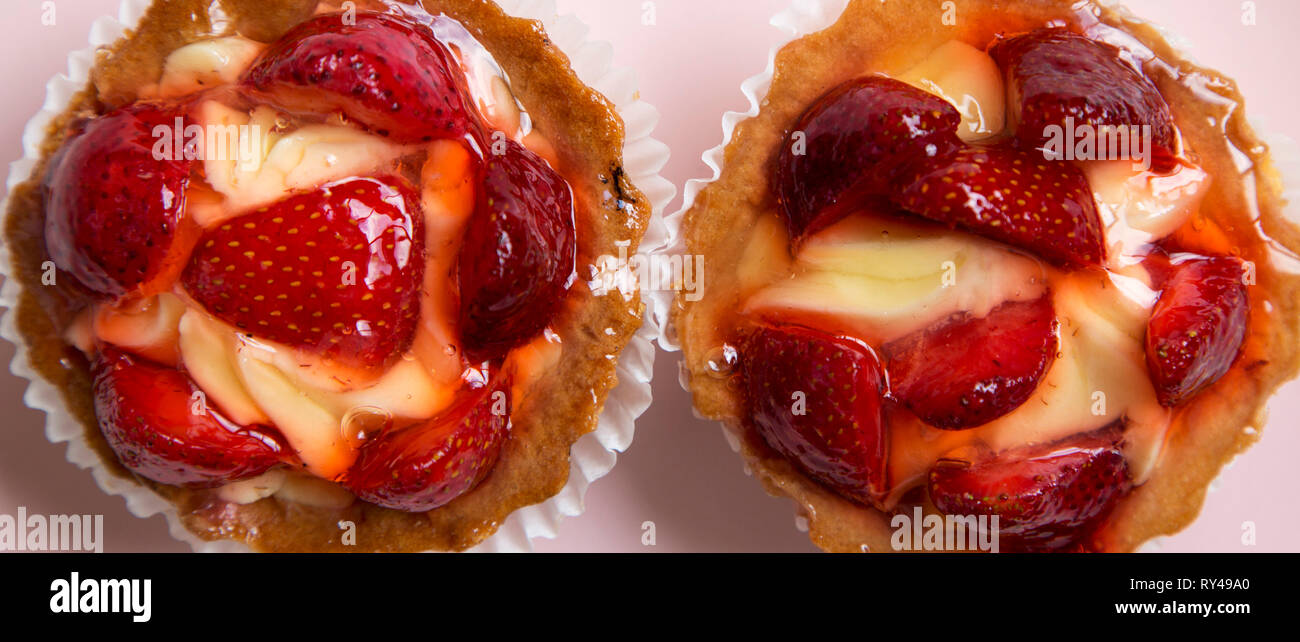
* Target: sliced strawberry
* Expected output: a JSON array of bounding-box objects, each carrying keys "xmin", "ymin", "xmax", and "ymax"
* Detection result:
[
  {"xmin": 891, "ymin": 145, "xmax": 1105, "ymax": 266},
  {"xmin": 182, "ymin": 176, "xmax": 424, "ymax": 370},
  {"xmin": 991, "ymin": 28, "xmax": 1177, "ymax": 171},
  {"xmin": 738, "ymin": 323, "xmax": 889, "ymax": 505},
  {"xmin": 775, "ymin": 76, "xmax": 961, "ymax": 241},
  {"xmin": 883, "ymin": 296, "xmax": 1059, "ymax": 430},
  {"xmin": 928, "ymin": 430, "xmax": 1131, "ymax": 552},
  {"xmin": 344, "ymin": 376, "xmax": 509, "ymax": 511},
  {"xmin": 458, "ymin": 139, "xmax": 575, "ymax": 360},
  {"xmin": 92, "ymin": 347, "xmax": 286, "ymax": 487},
  {"xmin": 43, "ymin": 102, "xmax": 197, "ymax": 299},
  {"xmin": 1145, "ymin": 255, "xmax": 1248, "ymax": 406},
  {"xmin": 242, "ymin": 11, "xmax": 474, "ymax": 143}
]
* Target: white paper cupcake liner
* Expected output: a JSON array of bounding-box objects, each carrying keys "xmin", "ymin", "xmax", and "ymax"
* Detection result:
[
  {"xmin": 651, "ymin": 0, "xmax": 1300, "ymax": 550},
  {"xmin": 0, "ymin": 0, "xmax": 674, "ymax": 553}
]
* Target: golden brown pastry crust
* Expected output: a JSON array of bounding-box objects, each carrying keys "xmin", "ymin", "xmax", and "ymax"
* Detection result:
[
  {"xmin": 3, "ymin": 0, "xmax": 650, "ymax": 552},
  {"xmin": 675, "ymin": 0, "xmax": 1300, "ymax": 552}
]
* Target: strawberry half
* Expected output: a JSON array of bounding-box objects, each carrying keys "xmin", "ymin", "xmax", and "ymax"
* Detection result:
[
  {"xmin": 344, "ymin": 376, "xmax": 509, "ymax": 511},
  {"xmin": 738, "ymin": 323, "xmax": 889, "ymax": 505},
  {"xmin": 1145, "ymin": 255, "xmax": 1248, "ymax": 406},
  {"xmin": 92, "ymin": 347, "xmax": 286, "ymax": 487},
  {"xmin": 775, "ymin": 76, "xmax": 962, "ymax": 241},
  {"xmin": 991, "ymin": 28, "xmax": 1177, "ymax": 171},
  {"xmin": 883, "ymin": 296, "xmax": 1059, "ymax": 430},
  {"xmin": 182, "ymin": 176, "xmax": 425, "ymax": 370},
  {"xmin": 242, "ymin": 11, "xmax": 474, "ymax": 143},
  {"xmin": 928, "ymin": 430, "xmax": 1131, "ymax": 552},
  {"xmin": 43, "ymin": 102, "xmax": 197, "ymax": 299},
  {"xmin": 458, "ymin": 139, "xmax": 575, "ymax": 360},
  {"xmin": 891, "ymin": 144, "xmax": 1105, "ymax": 266}
]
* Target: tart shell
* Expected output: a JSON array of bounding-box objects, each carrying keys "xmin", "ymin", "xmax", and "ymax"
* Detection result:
[
  {"xmin": 673, "ymin": 0, "xmax": 1300, "ymax": 552},
  {"xmin": 2, "ymin": 0, "xmax": 658, "ymax": 552}
]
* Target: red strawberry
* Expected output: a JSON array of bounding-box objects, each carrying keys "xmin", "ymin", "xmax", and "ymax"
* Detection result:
[
  {"xmin": 92, "ymin": 347, "xmax": 286, "ymax": 487},
  {"xmin": 182, "ymin": 176, "xmax": 425, "ymax": 370},
  {"xmin": 738, "ymin": 323, "xmax": 889, "ymax": 505},
  {"xmin": 891, "ymin": 145, "xmax": 1105, "ymax": 266},
  {"xmin": 43, "ymin": 102, "xmax": 197, "ymax": 299},
  {"xmin": 344, "ymin": 377, "xmax": 509, "ymax": 511},
  {"xmin": 883, "ymin": 296, "xmax": 1059, "ymax": 430},
  {"xmin": 242, "ymin": 11, "xmax": 474, "ymax": 143},
  {"xmin": 775, "ymin": 76, "xmax": 961, "ymax": 240},
  {"xmin": 928, "ymin": 430, "xmax": 1131, "ymax": 552},
  {"xmin": 458, "ymin": 139, "xmax": 575, "ymax": 360},
  {"xmin": 991, "ymin": 28, "xmax": 1177, "ymax": 171},
  {"xmin": 1145, "ymin": 255, "xmax": 1248, "ymax": 406}
]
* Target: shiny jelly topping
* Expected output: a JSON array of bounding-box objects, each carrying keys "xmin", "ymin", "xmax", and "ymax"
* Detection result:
[{"xmin": 44, "ymin": 4, "xmax": 577, "ymax": 512}]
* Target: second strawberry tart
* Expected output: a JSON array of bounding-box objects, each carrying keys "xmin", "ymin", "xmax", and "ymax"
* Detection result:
[{"xmin": 675, "ymin": 0, "xmax": 1300, "ymax": 552}]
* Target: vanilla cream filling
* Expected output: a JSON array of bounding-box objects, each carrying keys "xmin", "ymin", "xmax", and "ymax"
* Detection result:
[
  {"xmin": 745, "ymin": 215, "xmax": 1049, "ymax": 344},
  {"xmin": 141, "ymin": 36, "xmax": 265, "ymax": 99},
  {"xmin": 1085, "ymin": 159, "xmax": 1210, "ymax": 269},
  {"xmin": 898, "ymin": 40, "xmax": 1005, "ymax": 142},
  {"xmin": 93, "ymin": 293, "xmax": 188, "ymax": 367},
  {"xmin": 196, "ymin": 101, "xmax": 418, "ymax": 217}
]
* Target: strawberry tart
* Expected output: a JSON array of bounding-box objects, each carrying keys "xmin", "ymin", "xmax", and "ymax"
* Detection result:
[
  {"xmin": 3, "ymin": 0, "xmax": 651, "ymax": 551},
  {"xmin": 676, "ymin": 0, "xmax": 1300, "ymax": 552}
]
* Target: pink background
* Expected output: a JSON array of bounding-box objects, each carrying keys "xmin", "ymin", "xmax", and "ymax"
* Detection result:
[{"xmin": 0, "ymin": 0, "xmax": 1296, "ymax": 552}]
